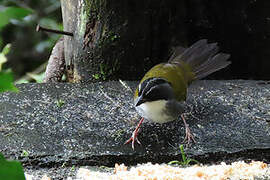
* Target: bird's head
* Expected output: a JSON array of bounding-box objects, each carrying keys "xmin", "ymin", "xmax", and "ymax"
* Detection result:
[{"xmin": 134, "ymin": 77, "xmax": 175, "ymax": 107}]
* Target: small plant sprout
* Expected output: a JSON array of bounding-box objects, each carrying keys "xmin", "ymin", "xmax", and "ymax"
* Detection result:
[
  {"xmin": 71, "ymin": 165, "xmax": 76, "ymax": 171},
  {"xmin": 21, "ymin": 150, "xmax": 29, "ymax": 157},
  {"xmin": 168, "ymin": 144, "xmax": 199, "ymax": 166},
  {"xmin": 92, "ymin": 73, "xmax": 101, "ymax": 80},
  {"xmin": 56, "ymin": 99, "xmax": 65, "ymax": 107}
]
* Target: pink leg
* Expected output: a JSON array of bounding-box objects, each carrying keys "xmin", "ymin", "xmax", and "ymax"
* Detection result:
[
  {"xmin": 181, "ymin": 114, "xmax": 196, "ymax": 145},
  {"xmin": 124, "ymin": 117, "xmax": 144, "ymax": 150}
]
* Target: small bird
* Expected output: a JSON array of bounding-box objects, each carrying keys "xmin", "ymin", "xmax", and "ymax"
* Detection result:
[{"xmin": 125, "ymin": 39, "xmax": 231, "ymax": 149}]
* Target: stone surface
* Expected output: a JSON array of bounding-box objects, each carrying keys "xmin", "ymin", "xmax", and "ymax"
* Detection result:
[{"xmin": 0, "ymin": 80, "xmax": 270, "ymax": 171}]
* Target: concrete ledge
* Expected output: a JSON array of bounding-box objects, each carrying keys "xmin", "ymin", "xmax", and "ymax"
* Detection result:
[{"xmin": 0, "ymin": 80, "xmax": 270, "ymax": 169}]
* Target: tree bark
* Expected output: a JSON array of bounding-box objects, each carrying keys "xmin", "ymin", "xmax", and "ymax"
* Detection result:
[
  {"xmin": 43, "ymin": 37, "xmax": 65, "ymax": 82},
  {"xmin": 61, "ymin": 0, "xmax": 270, "ymax": 82},
  {"xmin": 60, "ymin": 0, "xmax": 187, "ymax": 82}
]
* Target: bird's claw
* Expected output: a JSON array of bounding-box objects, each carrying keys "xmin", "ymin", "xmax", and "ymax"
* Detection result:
[
  {"xmin": 124, "ymin": 131, "xmax": 141, "ymax": 150},
  {"xmin": 181, "ymin": 114, "xmax": 196, "ymax": 146},
  {"xmin": 124, "ymin": 117, "xmax": 144, "ymax": 150},
  {"xmin": 182, "ymin": 126, "xmax": 196, "ymax": 146}
]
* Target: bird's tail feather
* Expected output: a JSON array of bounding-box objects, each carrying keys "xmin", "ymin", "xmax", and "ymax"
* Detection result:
[{"xmin": 169, "ymin": 39, "xmax": 231, "ymax": 80}]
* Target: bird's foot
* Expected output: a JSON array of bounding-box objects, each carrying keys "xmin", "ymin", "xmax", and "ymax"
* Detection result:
[
  {"xmin": 181, "ymin": 114, "xmax": 196, "ymax": 146},
  {"xmin": 124, "ymin": 129, "xmax": 141, "ymax": 150},
  {"xmin": 124, "ymin": 117, "xmax": 144, "ymax": 150},
  {"xmin": 183, "ymin": 125, "xmax": 196, "ymax": 145}
]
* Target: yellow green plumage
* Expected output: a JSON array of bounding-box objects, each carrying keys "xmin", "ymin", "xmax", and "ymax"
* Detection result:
[
  {"xmin": 134, "ymin": 39, "xmax": 231, "ymax": 103},
  {"xmin": 134, "ymin": 62, "xmax": 196, "ymax": 102}
]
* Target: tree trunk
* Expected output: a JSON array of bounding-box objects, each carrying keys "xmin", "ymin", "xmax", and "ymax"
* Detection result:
[
  {"xmin": 61, "ymin": 0, "xmax": 270, "ymax": 82},
  {"xmin": 60, "ymin": 0, "xmax": 187, "ymax": 82}
]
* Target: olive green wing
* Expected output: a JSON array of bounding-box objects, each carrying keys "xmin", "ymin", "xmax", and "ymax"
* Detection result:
[{"xmin": 134, "ymin": 63, "xmax": 194, "ymax": 101}]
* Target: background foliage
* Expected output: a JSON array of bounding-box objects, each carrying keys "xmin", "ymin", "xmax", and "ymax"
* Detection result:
[{"xmin": 0, "ymin": 0, "xmax": 62, "ymax": 81}]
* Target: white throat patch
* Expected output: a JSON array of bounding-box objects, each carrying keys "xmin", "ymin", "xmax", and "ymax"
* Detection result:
[{"xmin": 135, "ymin": 100, "xmax": 174, "ymax": 124}]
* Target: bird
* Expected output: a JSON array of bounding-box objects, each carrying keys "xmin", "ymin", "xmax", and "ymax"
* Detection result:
[{"xmin": 125, "ymin": 39, "xmax": 231, "ymax": 149}]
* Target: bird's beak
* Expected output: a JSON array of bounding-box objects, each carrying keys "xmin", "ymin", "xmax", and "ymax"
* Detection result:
[{"xmin": 135, "ymin": 96, "xmax": 146, "ymax": 107}]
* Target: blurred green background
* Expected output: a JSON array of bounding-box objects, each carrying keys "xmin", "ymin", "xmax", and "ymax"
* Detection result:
[{"xmin": 0, "ymin": 0, "xmax": 62, "ymax": 83}]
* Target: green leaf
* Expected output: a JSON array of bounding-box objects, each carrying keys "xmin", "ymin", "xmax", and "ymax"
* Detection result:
[
  {"xmin": 0, "ymin": 70, "xmax": 19, "ymax": 93},
  {"xmin": 3, "ymin": 7, "xmax": 33, "ymax": 20},
  {"xmin": 168, "ymin": 144, "xmax": 199, "ymax": 166},
  {"xmin": 0, "ymin": 12, "xmax": 9, "ymax": 29},
  {"xmin": 21, "ymin": 150, "xmax": 29, "ymax": 157},
  {"xmin": 180, "ymin": 144, "xmax": 187, "ymax": 163},
  {"xmin": 168, "ymin": 160, "xmax": 182, "ymax": 166},
  {"xmin": 2, "ymin": 43, "xmax": 11, "ymax": 55},
  {"xmin": 0, "ymin": 153, "xmax": 25, "ymax": 180},
  {"xmin": 0, "ymin": 44, "xmax": 11, "ymax": 71},
  {"xmin": 0, "ymin": 54, "xmax": 7, "ymax": 71},
  {"xmin": 0, "ymin": 7, "xmax": 33, "ymax": 29},
  {"xmin": 56, "ymin": 99, "xmax": 65, "ymax": 107}
]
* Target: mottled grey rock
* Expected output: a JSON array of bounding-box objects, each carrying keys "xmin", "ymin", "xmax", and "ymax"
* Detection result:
[{"xmin": 0, "ymin": 80, "xmax": 270, "ymax": 169}]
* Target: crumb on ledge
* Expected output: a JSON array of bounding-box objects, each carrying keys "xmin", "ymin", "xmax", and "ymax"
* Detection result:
[{"xmin": 74, "ymin": 161, "xmax": 270, "ymax": 180}]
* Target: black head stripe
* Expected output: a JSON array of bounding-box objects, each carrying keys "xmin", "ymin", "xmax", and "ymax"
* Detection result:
[
  {"xmin": 139, "ymin": 78, "xmax": 174, "ymax": 102},
  {"xmin": 139, "ymin": 78, "xmax": 168, "ymax": 96}
]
